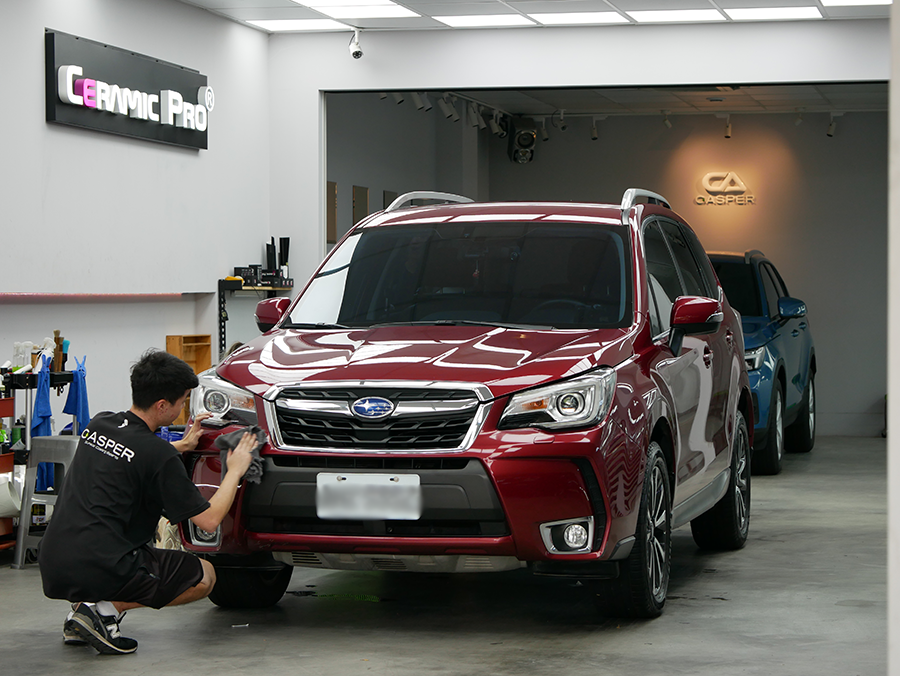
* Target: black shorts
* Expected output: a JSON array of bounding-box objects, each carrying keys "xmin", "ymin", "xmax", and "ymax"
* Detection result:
[{"xmin": 111, "ymin": 545, "xmax": 204, "ymax": 609}]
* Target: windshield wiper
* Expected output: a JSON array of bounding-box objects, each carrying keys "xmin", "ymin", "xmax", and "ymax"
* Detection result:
[
  {"xmin": 369, "ymin": 320, "xmax": 553, "ymax": 331},
  {"xmin": 287, "ymin": 322, "xmax": 352, "ymax": 329}
]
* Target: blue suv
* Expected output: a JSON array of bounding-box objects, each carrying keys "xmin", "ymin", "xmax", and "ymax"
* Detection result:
[{"xmin": 708, "ymin": 251, "xmax": 816, "ymax": 475}]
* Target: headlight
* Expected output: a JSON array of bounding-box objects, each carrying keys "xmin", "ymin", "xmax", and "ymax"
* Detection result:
[
  {"xmin": 498, "ymin": 369, "xmax": 617, "ymax": 431},
  {"xmin": 191, "ymin": 369, "xmax": 258, "ymax": 426},
  {"xmin": 744, "ymin": 347, "xmax": 765, "ymax": 371}
]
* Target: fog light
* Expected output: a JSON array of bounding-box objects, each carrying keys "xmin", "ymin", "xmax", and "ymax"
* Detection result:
[
  {"xmin": 563, "ymin": 523, "xmax": 588, "ymax": 549},
  {"xmin": 189, "ymin": 522, "xmax": 221, "ymax": 547}
]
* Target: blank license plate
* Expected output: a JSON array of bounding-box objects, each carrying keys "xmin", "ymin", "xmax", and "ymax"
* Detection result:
[{"xmin": 316, "ymin": 473, "xmax": 422, "ymax": 520}]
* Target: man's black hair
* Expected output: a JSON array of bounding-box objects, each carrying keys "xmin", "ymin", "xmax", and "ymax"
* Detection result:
[{"xmin": 131, "ymin": 349, "xmax": 199, "ymax": 409}]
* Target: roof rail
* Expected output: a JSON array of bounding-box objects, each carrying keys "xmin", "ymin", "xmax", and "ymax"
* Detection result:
[
  {"xmin": 384, "ymin": 191, "xmax": 473, "ymax": 213},
  {"xmin": 744, "ymin": 249, "xmax": 766, "ymax": 264},
  {"xmin": 620, "ymin": 188, "xmax": 671, "ymax": 225}
]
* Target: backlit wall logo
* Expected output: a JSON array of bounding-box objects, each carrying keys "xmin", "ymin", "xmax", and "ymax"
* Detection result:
[
  {"xmin": 45, "ymin": 30, "xmax": 212, "ymax": 150},
  {"xmin": 695, "ymin": 172, "xmax": 756, "ymax": 206},
  {"xmin": 57, "ymin": 65, "xmax": 214, "ymax": 131}
]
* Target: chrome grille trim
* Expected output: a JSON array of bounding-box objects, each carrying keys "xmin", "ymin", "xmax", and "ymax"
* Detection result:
[{"xmin": 264, "ymin": 380, "xmax": 493, "ymax": 454}]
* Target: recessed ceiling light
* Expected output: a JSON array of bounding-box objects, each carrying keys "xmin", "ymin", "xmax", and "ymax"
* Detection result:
[
  {"xmin": 245, "ymin": 18, "xmax": 350, "ymax": 31},
  {"xmin": 529, "ymin": 12, "xmax": 629, "ymax": 25},
  {"xmin": 434, "ymin": 15, "xmax": 536, "ymax": 28},
  {"xmin": 628, "ymin": 9, "xmax": 725, "ymax": 23},
  {"xmin": 314, "ymin": 5, "xmax": 420, "ymax": 18},
  {"xmin": 725, "ymin": 7, "xmax": 823, "ymax": 20},
  {"xmin": 820, "ymin": 0, "xmax": 891, "ymax": 5},
  {"xmin": 293, "ymin": 0, "xmax": 394, "ymax": 6}
]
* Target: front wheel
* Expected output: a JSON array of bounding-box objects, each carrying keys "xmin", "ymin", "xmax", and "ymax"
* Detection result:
[
  {"xmin": 786, "ymin": 373, "xmax": 815, "ymax": 453},
  {"xmin": 690, "ymin": 411, "xmax": 750, "ymax": 551},
  {"xmin": 208, "ymin": 560, "xmax": 293, "ymax": 609},
  {"xmin": 753, "ymin": 386, "xmax": 783, "ymax": 475},
  {"xmin": 594, "ymin": 441, "xmax": 672, "ymax": 618}
]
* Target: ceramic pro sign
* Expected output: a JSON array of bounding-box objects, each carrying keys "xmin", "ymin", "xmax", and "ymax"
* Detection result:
[{"xmin": 45, "ymin": 30, "xmax": 213, "ymax": 150}]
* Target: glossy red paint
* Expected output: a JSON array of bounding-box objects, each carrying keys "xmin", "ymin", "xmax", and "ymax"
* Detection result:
[{"xmin": 182, "ymin": 195, "xmax": 752, "ymax": 599}]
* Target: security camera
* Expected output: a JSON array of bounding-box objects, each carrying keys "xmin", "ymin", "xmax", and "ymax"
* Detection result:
[{"xmin": 349, "ymin": 30, "xmax": 363, "ymax": 59}]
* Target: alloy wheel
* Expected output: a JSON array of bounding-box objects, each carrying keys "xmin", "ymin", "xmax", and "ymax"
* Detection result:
[
  {"xmin": 646, "ymin": 462, "xmax": 670, "ymax": 602},
  {"xmin": 733, "ymin": 426, "xmax": 750, "ymax": 535}
]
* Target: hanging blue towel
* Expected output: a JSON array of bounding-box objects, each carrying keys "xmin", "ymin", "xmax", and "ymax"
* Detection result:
[
  {"xmin": 32, "ymin": 355, "xmax": 54, "ymax": 491},
  {"xmin": 63, "ymin": 355, "xmax": 90, "ymax": 434}
]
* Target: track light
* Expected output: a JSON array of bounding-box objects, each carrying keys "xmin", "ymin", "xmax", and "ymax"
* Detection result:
[
  {"xmin": 795, "ymin": 112, "xmax": 803, "ymax": 126},
  {"xmin": 378, "ymin": 92, "xmax": 387, "ymax": 100},
  {"xmin": 539, "ymin": 117, "xmax": 549, "ymax": 141},
  {"xmin": 591, "ymin": 117, "xmax": 599, "ymax": 141},
  {"xmin": 724, "ymin": 115, "xmax": 732, "ymax": 139},
  {"xmin": 550, "ymin": 109, "xmax": 568, "ymax": 132},
  {"xmin": 827, "ymin": 114, "xmax": 837, "ymax": 137},
  {"xmin": 438, "ymin": 95, "xmax": 458, "ymax": 121},
  {"xmin": 468, "ymin": 102, "xmax": 481, "ymax": 128},
  {"xmin": 476, "ymin": 106, "xmax": 487, "ymax": 130},
  {"xmin": 420, "ymin": 93, "xmax": 432, "ymax": 111},
  {"xmin": 411, "ymin": 92, "xmax": 424, "ymax": 109},
  {"xmin": 391, "ymin": 92, "xmax": 404, "ymax": 105},
  {"xmin": 663, "ymin": 111, "xmax": 672, "ymax": 129},
  {"xmin": 448, "ymin": 97, "xmax": 460, "ymax": 122},
  {"xmin": 489, "ymin": 111, "xmax": 501, "ymax": 135},
  {"xmin": 349, "ymin": 29, "xmax": 362, "ymax": 59}
]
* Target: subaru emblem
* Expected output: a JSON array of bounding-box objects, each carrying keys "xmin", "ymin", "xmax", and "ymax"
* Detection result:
[{"xmin": 351, "ymin": 396, "xmax": 395, "ymax": 419}]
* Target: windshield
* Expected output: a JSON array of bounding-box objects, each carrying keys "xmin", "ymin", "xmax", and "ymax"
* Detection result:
[
  {"xmin": 288, "ymin": 222, "xmax": 632, "ymax": 329},
  {"xmin": 711, "ymin": 260, "xmax": 762, "ymax": 317}
]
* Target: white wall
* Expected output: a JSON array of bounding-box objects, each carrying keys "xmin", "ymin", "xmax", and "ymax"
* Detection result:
[{"xmin": 0, "ymin": 0, "xmax": 270, "ymax": 418}]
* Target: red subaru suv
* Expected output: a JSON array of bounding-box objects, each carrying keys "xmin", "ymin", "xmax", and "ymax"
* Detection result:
[{"xmin": 183, "ymin": 189, "xmax": 752, "ymax": 618}]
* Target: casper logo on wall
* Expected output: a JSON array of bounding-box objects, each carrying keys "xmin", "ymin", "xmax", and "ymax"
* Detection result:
[
  {"xmin": 695, "ymin": 172, "xmax": 756, "ymax": 206},
  {"xmin": 45, "ymin": 29, "xmax": 214, "ymax": 150}
]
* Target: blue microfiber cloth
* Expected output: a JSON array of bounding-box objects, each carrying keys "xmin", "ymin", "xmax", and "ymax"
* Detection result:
[
  {"xmin": 214, "ymin": 425, "xmax": 266, "ymax": 484},
  {"xmin": 32, "ymin": 355, "xmax": 54, "ymax": 491},
  {"xmin": 63, "ymin": 355, "xmax": 90, "ymax": 434}
]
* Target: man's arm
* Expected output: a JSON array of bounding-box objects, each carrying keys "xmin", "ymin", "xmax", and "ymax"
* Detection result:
[{"xmin": 189, "ymin": 431, "xmax": 255, "ymax": 533}]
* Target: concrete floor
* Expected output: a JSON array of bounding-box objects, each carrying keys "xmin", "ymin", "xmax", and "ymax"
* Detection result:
[{"xmin": 0, "ymin": 436, "xmax": 885, "ymax": 676}]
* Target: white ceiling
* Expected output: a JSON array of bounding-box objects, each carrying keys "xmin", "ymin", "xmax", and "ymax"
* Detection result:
[
  {"xmin": 176, "ymin": 0, "xmax": 889, "ymax": 116},
  {"xmin": 178, "ymin": 0, "xmax": 891, "ymax": 31}
]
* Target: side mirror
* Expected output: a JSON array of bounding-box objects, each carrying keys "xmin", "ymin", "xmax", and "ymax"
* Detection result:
[
  {"xmin": 778, "ymin": 296, "xmax": 807, "ymax": 319},
  {"xmin": 669, "ymin": 296, "xmax": 723, "ymax": 356},
  {"xmin": 255, "ymin": 297, "xmax": 291, "ymax": 333}
]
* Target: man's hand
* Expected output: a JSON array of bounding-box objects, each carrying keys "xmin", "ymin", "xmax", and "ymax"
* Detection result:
[
  {"xmin": 225, "ymin": 431, "xmax": 255, "ymax": 479},
  {"xmin": 172, "ymin": 413, "xmax": 212, "ymax": 453}
]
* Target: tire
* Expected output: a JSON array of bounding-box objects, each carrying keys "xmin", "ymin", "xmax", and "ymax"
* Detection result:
[
  {"xmin": 594, "ymin": 441, "xmax": 672, "ymax": 619},
  {"xmin": 690, "ymin": 411, "xmax": 750, "ymax": 551},
  {"xmin": 786, "ymin": 372, "xmax": 815, "ymax": 453},
  {"xmin": 208, "ymin": 563, "xmax": 293, "ymax": 609},
  {"xmin": 752, "ymin": 386, "xmax": 783, "ymax": 475}
]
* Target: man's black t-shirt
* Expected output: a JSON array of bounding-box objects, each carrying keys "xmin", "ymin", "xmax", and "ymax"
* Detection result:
[{"xmin": 38, "ymin": 411, "xmax": 210, "ymax": 602}]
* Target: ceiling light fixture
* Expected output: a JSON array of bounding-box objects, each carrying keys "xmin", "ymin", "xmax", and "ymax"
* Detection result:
[
  {"xmin": 591, "ymin": 118, "xmax": 599, "ymax": 141},
  {"xmin": 348, "ymin": 29, "xmax": 363, "ymax": 58},
  {"xmin": 820, "ymin": 0, "xmax": 891, "ymax": 5},
  {"xmin": 628, "ymin": 9, "xmax": 725, "ymax": 23},
  {"xmin": 795, "ymin": 111, "xmax": 804, "ymax": 126},
  {"xmin": 724, "ymin": 115, "xmax": 732, "ymax": 138},
  {"xmin": 245, "ymin": 18, "xmax": 350, "ymax": 31},
  {"xmin": 724, "ymin": 7, "xmax": 822, "ymax": 21},
  {"xmin": 827, "ymin": 114, "xmax": 838, "ymax": 137},
  {"xmin": 410, "ymin": 92, "xmax": 423, "ymax": 109},
  {"xmin": 663, "ymin": 111, "xmax": 672, "ymax": 129},
  {"xmin": 315, "ymin": 4, "xmax": 420, "ymax": 19},
  {"xmin": 476, "ymin": 106, "xmax": 487, "ymax": 130},
  {"xmin": 528, "ymin": 12, "xmax": 629, "ymax": 25},
  {"xmin": 550, "ymin": 109, "xmax": 568, "ymax": 132},
  {"xmin": 391, "ymin": 92, "xmax": 404, "ymax": 105},
  {"xmin": 489, "ymin": 111, "xmax": 502, "ymax": 135},
  {"xmin": 539, "ymin": 118, "xmax": 549, "ymax": 141},
  {"xmin": 433, "ymin": 14, "xmax": 535, "ymax": 28}
]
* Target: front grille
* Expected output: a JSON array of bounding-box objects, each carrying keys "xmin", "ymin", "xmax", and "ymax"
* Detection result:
[
  {"xmin": 247, "ymin": 517, "xmax": 509, "ymax": 538},
  {"xmin": 270, "ymin": 456, "xmax": 470, "ymax": 470},
  {"xmin": 272, "ymin": 386, "xmax": 481, "ymax": 450}
]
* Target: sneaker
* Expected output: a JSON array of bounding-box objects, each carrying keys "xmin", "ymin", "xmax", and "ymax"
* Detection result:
[
  {"xmin": 63, "ymin": 605, "xmax": 88, "ymax": 646},
  {"xmin": 64, "ymin": 602, "xmax": 138, "ymax": 655}
]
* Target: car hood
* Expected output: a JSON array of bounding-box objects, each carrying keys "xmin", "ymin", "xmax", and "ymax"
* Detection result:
[
  {"xmin": 218, "ymin": 325, "xmax": 634, "ymax": 400},
  {"xmin": 741, "ymin": 316, "xmax": 776, "ymax": 350}
]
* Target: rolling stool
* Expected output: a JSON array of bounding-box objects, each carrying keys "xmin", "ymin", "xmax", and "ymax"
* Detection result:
[{"xmin": 12, "ymin": 436, "xmax": 78, "ymax": 569}]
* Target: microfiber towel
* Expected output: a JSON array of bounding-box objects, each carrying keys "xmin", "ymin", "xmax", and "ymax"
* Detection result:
[
  {"xmin": 32, "ymin": 355, "xmax": 54, "ymax": 491},
  {"xmin": 214, "ymin": 425, "xmax": 266, "ymax": 484},
  {"xmin": 63, "ymin": 355, "xmax": 90, "ymax": 434},
  {"xmin": 31, "ymin": 355, "xmax": 53, "ymax": 438}
]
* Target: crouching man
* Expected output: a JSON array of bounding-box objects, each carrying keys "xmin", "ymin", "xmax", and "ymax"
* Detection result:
[{"xmin": 38, "ymin": 350, "xmax": 256, "ymax": 655}]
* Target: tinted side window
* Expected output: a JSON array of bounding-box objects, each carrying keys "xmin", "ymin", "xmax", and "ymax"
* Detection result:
[
  {"xmin": 759, "ymin": 263, "xmax": 781, "ymax": 318},
  {"xmin": 659, "ymin": 221, "xmax": 705, "ymax": 297},
  {"xmin": 763, "ymin": 262, "xmax": 789, "ymax": 298},
  {"xmin": 643, "ymin": 222, "xmax": 682, "ymax": 334},
  {"xmin": 681, "ymin": 225, "xmax": 719, "ymax": 299}
]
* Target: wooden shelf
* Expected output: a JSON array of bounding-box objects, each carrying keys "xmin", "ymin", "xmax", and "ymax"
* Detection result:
[{"xmin": 166, "ymin": 335, "xmax": 212, "ymax": 425}]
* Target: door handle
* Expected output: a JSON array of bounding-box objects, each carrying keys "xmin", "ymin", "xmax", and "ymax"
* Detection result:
[
  {"xmin": 799, "ymin": 322, "xmax": 808, "ymax": 330},
  {"xmin": 703, "ymin": 347, "xmax": 713, "ymax": 368},
  {"xmin": 792, "ymin": 330, "xmax": 800, "ymax": 338},
  {"xmin": 725, "ymin": 330, "xmax": 734, "ymax": 348}
]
